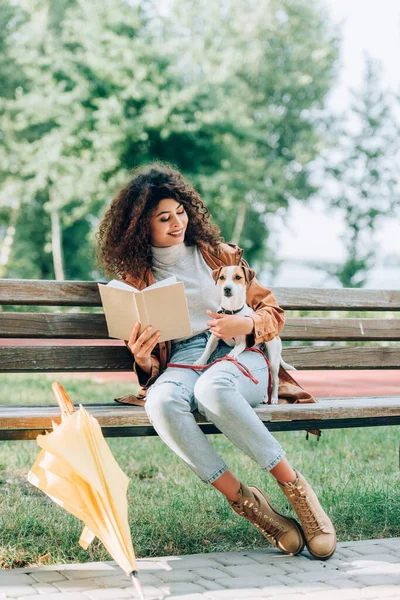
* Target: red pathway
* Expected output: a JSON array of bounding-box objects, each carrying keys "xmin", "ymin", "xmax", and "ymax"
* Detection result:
[
  {"xmin": 67, "ymin": 369, "xmax": 400, "ymax": 397},
  {"xmin": 2, "ymin": 339, "xmax": 399, "ymax": 397}
]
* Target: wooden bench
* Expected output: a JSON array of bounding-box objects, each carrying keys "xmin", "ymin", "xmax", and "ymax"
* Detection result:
[{"xmin": 0, "ymin": 279, "xmax": 399, "ymax": 441}]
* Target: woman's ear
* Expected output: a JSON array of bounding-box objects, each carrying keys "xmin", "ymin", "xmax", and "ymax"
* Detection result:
[
  {"xmin": 242, "ymin": 267, "xmax": 256, "ymax": 284},
  {"xmin": 212, "ymin": 267, "xmax": 223, "ymax": 284}
]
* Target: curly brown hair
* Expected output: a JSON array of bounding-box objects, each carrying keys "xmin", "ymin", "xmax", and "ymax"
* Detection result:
[{"xmin": 95, "ymin": 161, "xmax": 225, "ymax": 280}]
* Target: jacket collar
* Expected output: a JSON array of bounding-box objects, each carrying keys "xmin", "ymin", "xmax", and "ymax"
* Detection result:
[{"xmin": 123, "ymin": 241, "xmax": 243, "ymax": 289}]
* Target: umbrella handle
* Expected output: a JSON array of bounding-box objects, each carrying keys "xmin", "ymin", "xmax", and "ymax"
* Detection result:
[{"xmin": 52, "ymin": 382, "xmax": 76, "ymax": 419}]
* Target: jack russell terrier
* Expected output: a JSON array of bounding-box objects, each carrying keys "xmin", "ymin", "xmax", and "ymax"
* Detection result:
[{"xmin": 193, "ymin": 265, "xmax": 296, "ymax": 404}]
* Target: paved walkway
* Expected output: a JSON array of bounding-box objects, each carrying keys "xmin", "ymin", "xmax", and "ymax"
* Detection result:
[{"xmin": 1, "ymin": 538, "xmax": 399, "ymax": 600}]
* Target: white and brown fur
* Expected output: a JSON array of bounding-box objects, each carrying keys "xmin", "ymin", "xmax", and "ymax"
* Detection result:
[{"xmin": 193, "ymin": 265, "xmax": 295, "ymax": 404}]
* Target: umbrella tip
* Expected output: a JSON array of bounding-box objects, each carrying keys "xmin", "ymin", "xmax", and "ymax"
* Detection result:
[{"xmin": 130, "ymin": 571, "xmax": 145, "ymax": 600}]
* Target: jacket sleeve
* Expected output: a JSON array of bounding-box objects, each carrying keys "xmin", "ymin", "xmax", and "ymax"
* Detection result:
[
  {"xmin": 124, "ymin": 340, "xmax": 161, "ymax": 389},
  {"xmin": 240, "ymin": 257, "xmax": 285, "ymax": 347}
]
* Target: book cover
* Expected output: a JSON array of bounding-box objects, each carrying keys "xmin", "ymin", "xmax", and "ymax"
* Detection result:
[{"xmin": 98, "ymin": 276, "xmax": 192, "ymax": 343}]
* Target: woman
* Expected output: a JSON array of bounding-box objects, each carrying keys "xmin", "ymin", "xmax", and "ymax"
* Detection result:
[{"xmin": 96, "ymin": 161, "xmax": 336, "ymax": 560}]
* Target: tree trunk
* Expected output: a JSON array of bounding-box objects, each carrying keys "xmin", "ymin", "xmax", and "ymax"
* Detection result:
[
  {"xmin": 231, "ymin": 200, "xmax": 247, "ymax": 246},
  {"xmin": 50, "ymin": 207, "xmax": 65, "ymax": 280},
  {"xmin": 0, "ymin": 199, "xmax": 19, "ymax": 278}
]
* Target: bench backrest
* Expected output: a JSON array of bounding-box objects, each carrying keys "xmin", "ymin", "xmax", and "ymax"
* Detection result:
[{"xmin": 0, "ymin": 280, "xmax": 399, "ymax": 374}]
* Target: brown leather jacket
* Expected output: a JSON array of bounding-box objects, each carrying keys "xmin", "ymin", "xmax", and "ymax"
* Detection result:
[{"xmin": 116, "ymin": 241, "xmax": 316, "ymax": 408}]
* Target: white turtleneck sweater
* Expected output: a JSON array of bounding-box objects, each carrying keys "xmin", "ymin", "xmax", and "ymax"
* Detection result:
[{"xmin": 151, "ymin": 242, "xmax": 222, "ymax": 343}]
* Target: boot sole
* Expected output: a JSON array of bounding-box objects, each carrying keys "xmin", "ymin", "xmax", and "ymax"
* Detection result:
[
  {"xmin": 307, "ymin": 533, "xmax": 337, "ymax": 560},
  {"xmin": 251, "ymin": 486, "xmax": 306, "ymax": 556}
]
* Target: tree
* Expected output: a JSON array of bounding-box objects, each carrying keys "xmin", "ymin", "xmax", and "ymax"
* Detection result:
[
  {"xmin": 1, "ymin": 0, "xmax": 339, "ymax": 278},
  {"xmin": 323, "ymin": 57, "xmax": 400, "ymax": 287}
]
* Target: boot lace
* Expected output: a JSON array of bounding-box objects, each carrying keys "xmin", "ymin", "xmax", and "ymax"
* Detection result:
[
  {"xmin": 288, "ymin": 487, "xmax": 324, "ymax": 536},
  {"xmin": 239, "ymin": 499, "xmax": 285, "ymax": 544}
]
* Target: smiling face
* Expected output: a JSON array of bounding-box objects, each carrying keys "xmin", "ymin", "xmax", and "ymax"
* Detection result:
[{"xmin": 149, "ymin": 198, "xmax": 189, "ymax": 247}]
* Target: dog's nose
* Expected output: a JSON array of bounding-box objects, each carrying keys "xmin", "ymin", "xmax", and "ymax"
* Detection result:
[{"xmin": 223, "ymin": 286, "xmax": 232, "ymax": 295}]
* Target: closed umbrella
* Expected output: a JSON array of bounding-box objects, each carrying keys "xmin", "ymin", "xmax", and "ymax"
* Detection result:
[{"xmin": 27, "ymin": 382, "xmax": 144, "ymax": 600}]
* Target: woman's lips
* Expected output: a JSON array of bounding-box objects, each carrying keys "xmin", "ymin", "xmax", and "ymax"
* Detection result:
[{"xmin": 169, "ymin": 229, "xmax": 184, "ymax": 236}]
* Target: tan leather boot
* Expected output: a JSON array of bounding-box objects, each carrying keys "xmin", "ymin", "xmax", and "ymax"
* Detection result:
[
  {"xmin": 228, "ymin": 482, "xmax": 305, "ymax": 555},
  {"xmin": 277, "ymin": 470, "xmax": 336, "ymax": 560}
]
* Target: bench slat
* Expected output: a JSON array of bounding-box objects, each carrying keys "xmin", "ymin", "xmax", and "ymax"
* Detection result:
[
  {"xmin": 1, "ymin": 397, "xmax": 399, "ymax": 433},
  {"xmin": 1, "ymin": 280, "xmax": 400, "ymax": 310},
  {"xmin": 0, "ymin": 345, "xmax": 398, "ymax": 371},
  {"xmin": 1, "ymin": 314, "xmax": 399, "ymax": 341}
]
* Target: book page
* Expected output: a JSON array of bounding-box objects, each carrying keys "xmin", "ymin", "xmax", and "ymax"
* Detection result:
[
  {"xmin": 106, "ymin": 279, "xmax": 139, "ymax": 292},
  {"xmin": 146, "ymin": 276, "xmax": 177, "ymax": 290}
]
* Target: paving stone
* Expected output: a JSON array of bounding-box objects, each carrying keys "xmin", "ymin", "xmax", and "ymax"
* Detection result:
[
  {"xmin": 357, "ymin": 586, "xmax": 400, "ymax": 599},
  {"xmin": 335, "ymin": 548, "xmax": 363, "ymax": 559},
  {"xmin": 156, "ymin": 581, "xmax": 207, "ymax": 595},
  {"xmin": 212, "ymin": 553, "xmax": 260, "ymax": 567},
  {"xmin": 204, "ymin": 589, "xmax": 266, "ymax": 599},
  {"xmin": 348, "ymin": 543, "xmax": 390, "ymax": 554},
  {"xmin": 30, "ymin": 572, "xmax": 69, "ymax": 583},
  {"xmin": 52, "ymin": 579, "xmax": 100, "ymax": 593},
  {"xmin": 189, "ymin": 567, "xmax": 229, "ymax": 580},
  {"xmin": 287, "ymin": 581, "xmax": 337, "ymax": 593},
  {"xmin": 219, "ymin": 563, "xmax": 288, "ymax": 579},
  {"xmin": 156, "ymin": 557, "xmax": 221, "ymax": 570},
  {"xmin": 121, "ymin": 572, "xmax": 161, "ymax": 586},
  {"xmin": 0, "ymin": 574, "xmax": 36, "ymax": 585},
  {"xmin": 125, "ymin": 584, "xmax": 164, "ymax": 599},
  {"xmin": 328, "ymin": 578, "xmax": 363, "ymax": 589},
  {"xmin": 89, "ymin": 576, "xmax": 132, "ymax": 589},
  {"xmin": 65, "ymin": 564, "xmax": 114, "ymax": 571},
  {"xmin": 351, "ymin": 574, "xmax": 400, "ymax": 587},
  {"xmin": 165, "ymin": 595, "xmax": 207, "ymax": 600},
  {"xmin": 63, "ymin": 570, "xmax": 118, "ymax": 581},
  {"xmin": 82, "ymin": 588, "xmax": 133, "ymax": 599},
  {"xmin": 2, "ymin": 538, "xmax": 400, "ymax": 600},
  {"xmin": 0, "ymin": 584, "xmax": 38, "ymax": 598},
  {"xmin": 152, "ymin": 569, "xmax": 201, "ymax": 583},
  {"xmin": 134, "ymin": 561, "xmax": 169, "ymax": 571},
  {"xmin": 18, "ymin": 594, "xmax": 88, "ymax": 600},
  {"xmin": 191, "ymin": 577, "xmax": 225, "ymax": 592},
  {"xmin": 213, "ymin": 575, "xmax": 283, "ymax": 589},
  {"xmin": 32, "ymin": 583, "xmax": 61, "ymax": 594},
  {"xmin": 279, "ymin": 592, "xmax": 362, "ymax": 600}
]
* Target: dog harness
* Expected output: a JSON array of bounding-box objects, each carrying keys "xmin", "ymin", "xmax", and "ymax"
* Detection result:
[{"xmin": 167, "ymin": 346, "xmax": 273, "ymax": 404}]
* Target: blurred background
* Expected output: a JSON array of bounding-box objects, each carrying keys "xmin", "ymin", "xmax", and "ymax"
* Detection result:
[{"xmin": 0, "ymin": 0, "xmax": 399, "ymax": 288}]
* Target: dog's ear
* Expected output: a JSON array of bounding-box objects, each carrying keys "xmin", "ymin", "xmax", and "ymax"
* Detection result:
[
  {"xmin": 242, "ymin": 267, "xmax": 256, "ymax": 284},
  {"xmin": 212, "ymin": 267, "xmax": 223, "ymax": 284}
]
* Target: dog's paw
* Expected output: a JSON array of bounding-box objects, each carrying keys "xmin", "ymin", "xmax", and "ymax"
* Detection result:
[
  {"xmin": 270, "ymin": 395, "xmax": 279, "ymax": 405},
  {"xmin": 193, "ymin": 357, "xmax": 207, "ymax": 366}
]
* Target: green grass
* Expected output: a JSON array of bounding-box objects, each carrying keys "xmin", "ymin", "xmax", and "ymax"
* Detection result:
[{"xmin": 0, "ymin": 374, "xmax": 399, "ymax": 569}]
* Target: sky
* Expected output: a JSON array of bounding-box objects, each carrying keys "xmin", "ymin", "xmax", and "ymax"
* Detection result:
[{"xmin": 274, "ymin": 0, "xmax": 400, "ymax": 262}]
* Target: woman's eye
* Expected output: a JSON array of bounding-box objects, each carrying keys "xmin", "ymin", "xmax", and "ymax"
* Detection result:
[{"xmin": 161, "ymin": 210, "xmax": 185, "ymax": 223}]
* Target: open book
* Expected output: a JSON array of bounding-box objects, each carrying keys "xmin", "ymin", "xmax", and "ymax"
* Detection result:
[{"xmin": 97, "ymin": 276, "xmax": 192, "ymax": 343}]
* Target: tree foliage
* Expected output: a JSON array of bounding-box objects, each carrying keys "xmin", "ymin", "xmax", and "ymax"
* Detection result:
[{"xmin": 1, "ymin": 0, "xmax": 339, "ymax": 279}]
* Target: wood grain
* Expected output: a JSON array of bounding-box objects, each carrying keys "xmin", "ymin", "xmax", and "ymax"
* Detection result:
[
  {"xmin": 1, "ymin": 314, "xmax": 399, "ymax": 341},
  {"xmin": 1, "ymin": 280, "xmax": 399, "ymax": 309},
  {"xmin": 0, "ymin": 345, "xmax": 398, "ymax": 371}
]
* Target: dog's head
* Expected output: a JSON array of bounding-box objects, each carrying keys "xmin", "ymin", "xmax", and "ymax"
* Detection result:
[{"xmin": 212, "ymin": 265, "xmax": 256, "ymax": 298}]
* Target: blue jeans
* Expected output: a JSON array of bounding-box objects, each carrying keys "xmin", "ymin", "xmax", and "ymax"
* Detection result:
[{"xmin": 145, "ymin": 330, "xmax": 285, "ymax": 484}]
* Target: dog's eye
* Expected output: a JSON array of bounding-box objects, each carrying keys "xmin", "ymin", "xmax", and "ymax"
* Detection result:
[
  {"xmin": 219, "ymin": 275, "xmax": 224, "ymax": 280},
  {"xmin": 235, "ymin": 275, "xmax": 242, "ymax": 280}
]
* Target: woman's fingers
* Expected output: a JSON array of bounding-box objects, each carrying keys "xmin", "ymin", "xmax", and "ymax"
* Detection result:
[{"xmin": 127, "ymin": 322, "xmax": 160, "ymax": 358}]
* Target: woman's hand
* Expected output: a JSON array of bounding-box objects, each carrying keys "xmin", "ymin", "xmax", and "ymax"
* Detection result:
[
  {"xmin": 125, "ymin": 322, "xmax": 160, "ymax": 374},
  {"xmin": 206, "ymin": 310, "xmax": 254, "ymax": 339}
]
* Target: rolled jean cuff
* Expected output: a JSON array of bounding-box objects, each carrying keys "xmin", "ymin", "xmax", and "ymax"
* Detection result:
[
  {"xmin": 202, "ymin": 463, "xmax": 230, "ymax": 485},
  {"xmin": 261, "ymin": 450, "xmax": 286, "ymax": 472}
]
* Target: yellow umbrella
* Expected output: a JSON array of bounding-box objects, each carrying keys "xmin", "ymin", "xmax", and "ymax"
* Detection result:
[{"xmin": 27, "ymin": 382, "xmax": 144, "ymax": 600}]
